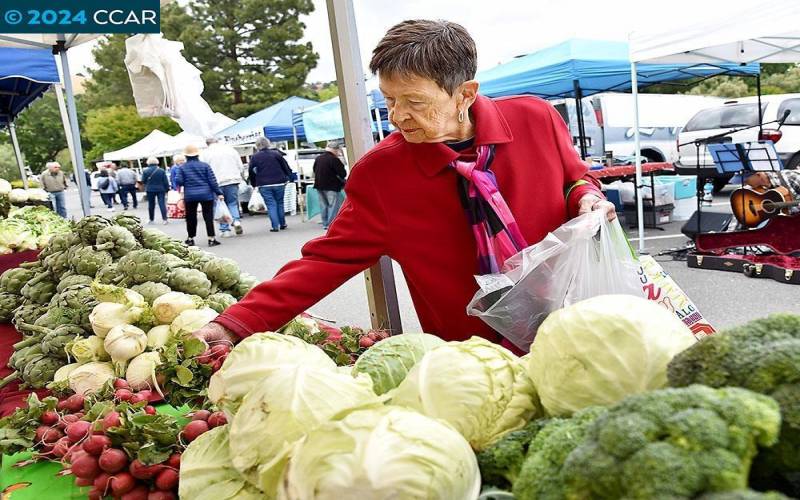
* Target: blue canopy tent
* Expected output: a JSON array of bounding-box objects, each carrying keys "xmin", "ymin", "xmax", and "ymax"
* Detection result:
[
  {"xmin": 215, "ymin": 96, "xmax": 318, "ymax": 145},
  {"xmin": 0, "ymin": 47, "xmax": 60, "ymax": 187},
  {"xmin": 298, "ymin": 88, "xmax": 392, "ymax": 143}
]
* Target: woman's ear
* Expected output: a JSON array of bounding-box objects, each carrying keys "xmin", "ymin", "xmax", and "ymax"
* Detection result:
[{"xmin": 459, "ymin": 80, "xmax": 480, "ymax": 108}]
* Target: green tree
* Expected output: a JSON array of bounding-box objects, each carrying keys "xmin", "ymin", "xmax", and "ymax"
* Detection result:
[
  {"xmin": 83, "ymin": 105, "xmax": 181, "ymax": 164},
  {"xmin": 314, "ymin": 82, "xmax": 339, "ymax": 101},
  {"xmin": 180, "ymin": 0, "xmax": 318, "ymax": 117},
  {"xmin": 14, "ymin": 92, "xmax": 71, "ymax": 174},
  {"xmin": 0, "ymin": 143, "xmax": 22, "ymax": 181}
]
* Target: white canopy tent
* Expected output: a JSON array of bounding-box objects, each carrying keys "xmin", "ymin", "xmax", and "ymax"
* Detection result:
[
  {"xmin": 152, "ymin": 131, "xmax": 207, "ymax": 157},
  {"xmin": 627, "ymin": 0, "xmax": 800, "ymax": 251},
  {"xmin": 103, "ymin": 129, "xmax": 175, "ymax": 162}
]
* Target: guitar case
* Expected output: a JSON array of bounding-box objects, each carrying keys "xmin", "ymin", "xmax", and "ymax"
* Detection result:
[{"xmin": 688, "ymin": 215, "xmax": 800, "ymax": 285}]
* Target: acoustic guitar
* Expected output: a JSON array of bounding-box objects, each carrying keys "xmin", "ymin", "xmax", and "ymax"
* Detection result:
[{"xmin": 730, "ymin": 186, "xmax": 800, "ymax": 227}]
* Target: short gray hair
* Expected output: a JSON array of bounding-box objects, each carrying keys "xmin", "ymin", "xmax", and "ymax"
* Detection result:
[
  {"xmin": 172, "ymin": 154, "xmax": 186, "ymax": 164},
  {"xmin": 205, "ymin": 137, "xmax": 218, "ymax": 145},
  {"xmin": 369, "ymin": 19, "xmax": 477, "ymax": 95},
  {"xmin": 326, "ymin": 141, "xmax": 342, "ymax": 151},
  {"xmin": 46, "ymin": 161, "xmax": 61, "ymax": 169},
  {"xmin": 255, "ymin": 137, "xmax": 271, "ymax": 150},
  {"xmin": 146, "ymin": 156, "xmax": 159, "ymax": 165}
]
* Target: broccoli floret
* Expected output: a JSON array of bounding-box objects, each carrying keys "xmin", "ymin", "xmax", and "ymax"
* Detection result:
[
  {"xmin": 668, "ymin": 314, "xmax": 800, "ymax": 495},
  {"xmin": 476, "ymin": 418, "xmax": 549, "ymax": 488},
  {"xmin": 511, "ymin": 406, "xmax": 606, "ymax": 500}
]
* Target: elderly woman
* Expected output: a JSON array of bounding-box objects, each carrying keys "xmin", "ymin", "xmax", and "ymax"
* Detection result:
[
  {"xmin": 194, "ymin": 19, "xmax": 613, "ymax": 349},
  {"xmin": 141, "ymin": 156, "xmax": 170, "ymax": 225}
]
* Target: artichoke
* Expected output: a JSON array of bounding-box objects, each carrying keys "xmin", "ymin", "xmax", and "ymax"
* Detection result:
[
  {"xmin": 0, "ymin": 267, "xmax": 36, "ymax": 294},
  {"xmin": 161, "ymin": 253, "xmax": 189, "ymax": 269},
  {"xmin": 205, "ymin": 292, "xmax": 237, "ymax": 313},
  {"xmin": 33, "ymin": 306, "xmax": 82, "ymax": 330},
  {"xmin": 93, "ymin": 225, "xmax": 140, "ymax": 258},
  {"xmin": 131, "ymin": 281, "xmax": 172, "ymax": 304},
  {"xmin": 230, "ymin": 273, "xmax": 259, "ymax": 299},
  {"xmin": 95, "ymin": 263, "xmax": 128, "ymax": 286},
  {"xmin": 168, "ymin": 268, "xmax": 212, "ymax": 298},
  {"xmin": 56, "ymin": 274, "xmax": 94, "ymax": 293},
  {"xmin": 203, "ymin": 258, "xmax": 241, "ymax": 289},
  {"xmin": 43, "ymin": 251, "xmax": 71, "ymax": 278},
  {"xmin": 75, "ymin": 215, "xmax": 113, "ymax": 245},
  {"xmin": 39, "ymin": 232, "xmax": 79, "ymax": 259},
  {"xmin": 186, "ymin": 249, "xmax": 216, "ymax": 271},
  {"xmin": 17, "ymin": 322, "xmax": 85, "ymax": 359},
  {"xmin": 119, "ymin": 249, "xmax": 170, "ymax": 284},
  {"xmin": 20, "ymin": 274, "xmax": 56, "ymax": 304},
  {"xmin": 20, "ymin": 354, "xmax": 62, "ymax": 388},
  {"xmin": 70, "ymin": 246, "xmax": 113, "ymax": 277},
  {"xmin": 0, "ymin": 292, "xmax": 22, "ymax": 321},
  {"xmin": 12, "ymin": 303, "xmax": 47, "ymax": 328},
  {"xmin": 142, "ymin": 229, "xmax": 189, "ymax": 258},
  {"xmin": 112, "ymin": 213, "xmax": 144, "ymax": 242}
]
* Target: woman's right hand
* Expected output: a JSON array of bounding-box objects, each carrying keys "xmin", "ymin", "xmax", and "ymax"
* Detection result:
[{"xmin": 192, "ymin": 322, "xmax": 239, "ymax": 347}]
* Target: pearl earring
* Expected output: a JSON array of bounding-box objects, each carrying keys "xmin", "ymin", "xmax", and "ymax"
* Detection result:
[{"xmin": 458, "ymin": 110, "xmax": 464, "ymax": 123}]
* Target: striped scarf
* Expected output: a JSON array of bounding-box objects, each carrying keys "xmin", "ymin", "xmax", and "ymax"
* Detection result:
[{"xmin": 453, "ymin": 144, "xmax": 528, "ymax": 274}]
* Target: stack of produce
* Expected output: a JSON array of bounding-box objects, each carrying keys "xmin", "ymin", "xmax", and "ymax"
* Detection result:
[
  {"xmin": 0, "ymin": 179, "xmax": 50, "ymax": 216},
  {"xmin": 0, "ymin": 213, "xmax": 256, "ymax": 393},
  {"xmin": 0, "ymin": 205, "xmax": 71, "ymax": 253}
]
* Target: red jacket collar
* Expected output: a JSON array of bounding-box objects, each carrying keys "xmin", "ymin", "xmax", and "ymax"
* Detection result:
[{"xmin": 406, "ymin": 94, "xmax": 514, "ymax": 177}]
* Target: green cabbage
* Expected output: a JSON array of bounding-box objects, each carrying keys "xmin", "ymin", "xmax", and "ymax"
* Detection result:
[
  {"xmin": 229, "ymin": 364, "xmax": 382, "ymax": 496},
  {"xmin": 207, "ymin": 332, "xmax": 336, "ymax": 417},
  {"xmin": 390, "ymin": 336, "xmax": 539, "ymax": 451},
  {"xmin": 179, "ymin": 425, "xmax": 261, "ymax": 500},
  {"xmin": 526, "ymin": 294, "xmax": 697, "ymax": 417},
  {"xmin": 352, "ymin": 333, "xmax": 444, "ymax": 395},
  {"xmin": 280, "ymin": 406, "xmax": 481, "ymax": 500}
]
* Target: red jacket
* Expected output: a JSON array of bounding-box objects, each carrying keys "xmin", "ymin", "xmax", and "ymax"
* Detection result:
[{"xmin": 216, "ymin": 95, "xmax": 602, "ymax": 343}]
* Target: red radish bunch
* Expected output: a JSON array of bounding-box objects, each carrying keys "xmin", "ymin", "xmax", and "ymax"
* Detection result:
[{"xmin": 195, "ymin": 344, "xmax": 231, "ymax": 372}]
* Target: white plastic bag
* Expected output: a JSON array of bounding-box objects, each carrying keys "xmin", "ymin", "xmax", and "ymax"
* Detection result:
[
  {"xmin": 467, "ymin": 211, "xmax": 642, "ymax": 351},
  {"xmin": 248, "ymin": 189, "xmax": 267, "ymax": 214},
  {"xmin": 214, "ymin": 200, "xmax": 233, "ymax": 224}
]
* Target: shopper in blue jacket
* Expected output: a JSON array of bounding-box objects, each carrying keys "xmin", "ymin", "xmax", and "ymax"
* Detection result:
[
  {"xmin": 175, "ymin": 145, "xmax": 223, "ymax": 247},
  {"xmin": 141, "ymin": 156, "xmax": 170, "ymax": 225},
  {"xmin": 249, "ymin": 137, "xmax": 294, "ymax": 232}
]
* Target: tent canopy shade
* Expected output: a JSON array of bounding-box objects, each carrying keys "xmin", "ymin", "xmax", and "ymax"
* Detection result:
[
  {"xmin": 103, "ymin": 129, "xmax": 176, "ymax": 162},
  {"xmin": 300, "ymin": 90, "xmax": 392, "ymax": 143},
  {"xmin": 0, "ymin": 47, "xmax": 59, "ymax": 126},
  {"xmin": 477, "ymin": 38, "xmax": 760, "ymax": 99},
  {"xmin": 629, "ymin": 2, "xmax": 800, "ymax": 64},
  {"xmin": 215, "ymin": 95, "xmax": 318, "ymax": 144}
]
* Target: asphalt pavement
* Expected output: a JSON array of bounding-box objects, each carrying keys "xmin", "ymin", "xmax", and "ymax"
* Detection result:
[{"xmin": 62, "ymin": 185, "xmax": 799, "ymax": 333}]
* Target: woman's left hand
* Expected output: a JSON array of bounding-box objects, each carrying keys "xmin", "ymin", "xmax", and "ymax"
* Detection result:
[{"xmin": 578, "ymin": 194, "xmax": 617, "ymax": 221}]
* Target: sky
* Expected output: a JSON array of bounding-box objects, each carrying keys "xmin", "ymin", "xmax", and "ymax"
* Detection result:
[{"xmin": 66, "ymin": 0, "xmax": 737, "ymax": 83}]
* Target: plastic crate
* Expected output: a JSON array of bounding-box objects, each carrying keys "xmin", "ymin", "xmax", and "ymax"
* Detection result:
[
  {"xmin": 654, "ymin": 175, "xmax": 697, "ymax": 200},
  {"xmin": 623, "ymin": 203, "xmax": 674, "ymax": 228}
]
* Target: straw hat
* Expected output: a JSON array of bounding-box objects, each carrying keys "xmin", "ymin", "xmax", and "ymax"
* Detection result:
[{"xmin": 184, "ymin": 144, "xmax": 200, "ymax": 156}]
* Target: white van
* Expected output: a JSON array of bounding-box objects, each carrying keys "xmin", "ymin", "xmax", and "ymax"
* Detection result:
[
  {"xmin": 554, "ymin": 93, "xmax": 724, "ymax": 162},
  {"xmin": 676, "ymin": 94, "xmax": 800, "ymax": 190}
]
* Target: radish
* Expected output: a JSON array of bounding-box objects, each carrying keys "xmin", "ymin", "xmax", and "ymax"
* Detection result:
[
  {"xmin": 62, "ymin": 414, "xmax": 80, "ymax": 425},
  {"xmin": 102, "ymin": 411, "xmax": 121, "ymax": 430},
  {"xmin": 154, "ymin": 468, "xmax": 179, "ymax": 491},
  {"xmin": 66, "ymin": 420, "xmax": 92, "ymax": 443},
  {"xmin": 66, "ymin": 448, "xmax": 87, "ymax": 463},
  {"xmin": 83, "ymin": 434, "xmax": 112, "ymax": 456},
  {"xmin": 148, "ymin": 491, "xmax": 176, "ymax": 500},
  {"xmin": 129, "ymin": 393, "xmax": 147, "ymax": 404},
  {"xmin": 71, "ymin": 453, "xmax": 101, "ymax": 479},
  {"xmin": 74, "ymin": 477, "xmax": 93, "ymax": 487},
  {"xmin": 73, "ymin": 412, "xmax": 85, "ymax": 419},
  {"xmin": 114, "ymin": 378, "xmax": 130, "ymax": 390},
  {"xmin": 359, "ymin": 336, "xmax": 374, "ymax": 348},
  {"xmin": 41, "ymin": 427, "xmax": 64, "ymax": 445},
  {"xmin": 57, "ymin": 399, "xmax": 68, "ymax": 411},
  {"xmin": 144, "ymin": 405, "xmax": 156, "ymax": 415},
  {"xmin": 211, "ymin": 358, "xmax": 223, "ymax": 372},
  {"xmin": 129, "ymin": 458, "xmax": 162, "ymax": 480},
  {"xmin": 40, "ymin": 410, "xmax": 59, "ymax": 426},
  {"xmin": 166, "ymin": 453, "xmax": 181, "ymax": 469},
  {"xmin": 53, "ymin": 436, "xmax": 71, "ymax": 458},
  {"xmin": 87, "ymin": 488, "xmax": 103, "ymax": 500},
  {"xmin": 190, "ymin": 410, "xmax": 210, "ymax": 421},
  {"xmin": 40, "ymin": 444, "xmax": 54, "ymax": 454},
  {"xmin": 116, "ymin": 388, "xmax": 134, "ymax": 401},
  {"xmin": 64, "ymin": 394, "xmax": 85, "ymax": 412},
  {"xmin": 34, "ymin": 425, "xmax": 50, "ymax": 442},
  {"xmin": 99, "ymin": 447, "xmax": 128, "ymax": 473},
  {"xmin": 110, "ymin": 472, "xmax": 136, "ymax": 496},
  {"xmin": 209, "ymin": 344, "xmax": 231, "ymax": 357},
  {"xmin": 121, "ymin": 485, "xmax": 150, "ymax": 500},
  {"xmin": 182, "ymin": 420, "xmax": 209, "ymax": 443},
  {"xmin": 138, "ymin": 390, "xmax": 152, "ymax": 400},
  {"xmin": 207, "ymin": 412, "xmax": 227, "ymax": 428}
]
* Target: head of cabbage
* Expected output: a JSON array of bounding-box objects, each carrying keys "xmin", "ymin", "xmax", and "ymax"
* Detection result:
[
  {"xmin": 352, "ymin": 333, "xmax": 444, "ymax": 395},
  {"xmin": 390, "ymin": 336, "xmax": 539, "ymax": 451},
  {"xmin": 526, "ymin": 294, "xmax": 697, "ymax": 417},
  {"xmin": 280, "ymin": 406, "xmax": 481, "ymax": 500},
  {"xmin": 207, "ymin": 332, "xmax": 336, "ymax": 417},
  {"xmin": 229, "ymin": 364, "xmax": 382, "ymax": 495}
]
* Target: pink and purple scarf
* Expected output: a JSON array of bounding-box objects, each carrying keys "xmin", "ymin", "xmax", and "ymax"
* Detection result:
[{"xmin": 453, "ymin": 145, "xmax": 527, "ymax": 274}]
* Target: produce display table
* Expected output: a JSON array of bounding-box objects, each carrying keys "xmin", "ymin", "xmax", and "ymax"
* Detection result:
[
  {"xmin": 0, "ymin": 405, "xmax": 189, "ymax": 499},
  {"xmin": 587, "ymin": 161, "xmax": 674, "ymax": 181}
]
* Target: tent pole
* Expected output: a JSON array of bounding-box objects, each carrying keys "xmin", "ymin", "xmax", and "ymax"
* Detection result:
[
  {"xmin": 631, "ymin": 62, "xmax": 646, "ymax": 253},
  {"xmin": 326, "ymin": 0, "xmax": 402, "ymax": 335},
  {"xmin": 8, "ymin": 122, "xmax": 28, "ymax": 188},
  {"xmin": 373, "ymin": 107, "xmax": 384, "ymax": 141},
  {"xmin": 54, "ymin": 84, "xmax": 79, "ymax": 177},
  {"xmin": 573, "ymin": 80, "xmax": 587, "ymax": 160},
  {"xmin": 55, "ymin": 36, "xmax": 91, "ymax": 217},
  {"xmin": 756, "ymin": 74, "xmax": 763, "ymax": 135}
]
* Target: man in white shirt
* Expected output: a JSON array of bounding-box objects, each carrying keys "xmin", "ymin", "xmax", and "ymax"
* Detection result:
[{"xmin": 200, "ymin": 137, "xmax": 244, "ymax": 237}]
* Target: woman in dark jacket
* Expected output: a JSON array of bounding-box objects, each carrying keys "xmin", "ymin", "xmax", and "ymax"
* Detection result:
[
  {"xmin": 141, "ymin": 156, "xmax": 170, "ymax": 225},
  {"xmin": 175, "ymin": 145, "xmax": 223, "ymax": 247},
  {"xmin": 249, "ymin": 137, "xmax": 294, "ymax": 232}
]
